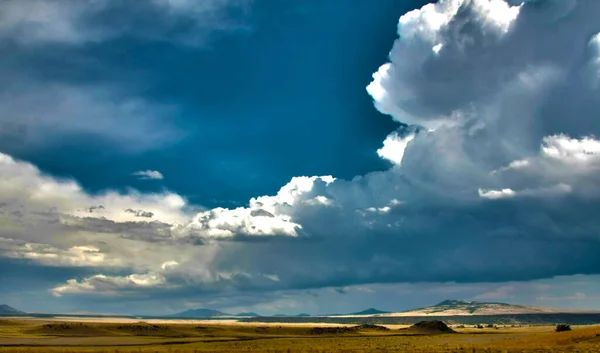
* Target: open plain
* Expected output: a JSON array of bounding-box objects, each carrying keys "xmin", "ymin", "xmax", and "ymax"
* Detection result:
[{"xmin": 1, "ymin": 317, "xmax": 600, "ymax": 353}]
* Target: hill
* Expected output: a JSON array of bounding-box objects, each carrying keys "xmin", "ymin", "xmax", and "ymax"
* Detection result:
[
  {"xmin": 236, "ymin": 312, "xmax": 260, "ymax": 317},
  {"xmin": 349, "ymin": 308, "xmax": 389, "ymax": 316},
  {"xmin": 380, "ymin": 299, "xmax": 586, "ymax": 317},
  {"xmin": 0, "ymin": 304, "xmax": 25, "ymax": 316},
  {"xmin": 171, "ymin": 308, "xmax": 231, "ymax": 318}
]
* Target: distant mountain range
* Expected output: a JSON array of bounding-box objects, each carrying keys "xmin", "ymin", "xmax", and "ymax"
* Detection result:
[
  {"xmin": 0, "ymin": 304, "xmax": 25, "ymax": 315},
  {"xmin": 170, "ymin": 307, "xmax": 390, "ymax": 318},
  {"xmin": 173, "ymin": 300, "xmax": 570, "ymax": 318},
  {"xmin": 9, "ymin": 299, "xmax": 582, "ymax": 320}
]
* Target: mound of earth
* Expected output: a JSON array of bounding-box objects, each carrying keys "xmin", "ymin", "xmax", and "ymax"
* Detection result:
[
  {"xmin": 115, "ymin": 322, "xmax": 191, "ymax": 337},
  {"xmin": 309, "ymin": 326, "xmax": 358, "ymax": 335},
  {"xmin": 309, "ymin": 324, "xmax": 390, "ymax": 335},
  {"xmin": 27, "ymin": 323, "xmax": 108, "ymax": 336},
  {"xmin": 355, "ymin": 324, "xmax": 390, "ymax": 331},
  {"xmin": 407, "ymin": 321, "xmax": 455, "ymax": 334},
  {"xmin": 0, "ymin": 319, "xmax": 18, "ymax": 326},
  {"xmin": 117, "ymin": 322, "xmax": 171, "ymax": 334}
]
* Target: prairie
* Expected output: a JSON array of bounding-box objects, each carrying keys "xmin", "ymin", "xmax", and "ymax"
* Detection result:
[{"xmin": 1, "ymin": 317, "xmax": 600, "ymax": 352}]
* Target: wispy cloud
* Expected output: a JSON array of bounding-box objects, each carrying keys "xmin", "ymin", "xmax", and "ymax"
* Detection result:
[
  {"xmin": 0, "ymin": 0, "xmax": 250, "ymax": 46},
  {"xmin": 132, "ymin": 170, "xmax": 164, "ymax": 180}
]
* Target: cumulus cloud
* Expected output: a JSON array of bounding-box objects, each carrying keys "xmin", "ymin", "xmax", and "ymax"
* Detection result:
[
  {"xmin": 176, "ymin": 176, "xmax": 335, "ymax": 238},
  {"xmin": 377, "ymin": 131, "xmax": 415, "ymax": 165},
  {"xmin": 132, "ymin": 170, "xmax": 164, "ymax": 180}
]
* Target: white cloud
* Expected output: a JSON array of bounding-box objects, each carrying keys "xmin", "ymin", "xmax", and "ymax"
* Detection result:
[
  {"xmin": 478, "ymin": 188, "xmax": 516, "ymax": 199},
  {"xmin": 0, "ymin": 238, "xmax": 122, "ymax": 267},
  {"xmin": 377, "ymin": 132, "xmax": 415, "ymax": 165},
  {"xmin": 541, "ymin": 134, "xmax": 600, "ymax": 164},
  {"xmin": 479, "ymin": 184, "xmax": 571, "ymax": 200},
  {"xmin": 51, "ymin": 272, "xmax": 170, "ymax": 297},
  {"xmin": 367, "ymin": 0, "xmax": 522, "ymax": 129},
  {"xmin": 133, "ymin": 170, "xmax": 165, "ymax": 180},
  {"xmin": 487, "ymin": 135, "xmax": 600, "ymax": 197},
  {"xmin": 180, "ymin": 176, "xmax": 335, "ymax": 238},
  {"xmin": 0, "ymin": 152, "xmax": 187, "ymax": 225}
]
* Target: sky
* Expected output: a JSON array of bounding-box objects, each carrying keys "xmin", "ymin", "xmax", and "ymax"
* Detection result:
[{"xmin": 1, "ymin": 0, "xmax": 600, "ymax": 316}]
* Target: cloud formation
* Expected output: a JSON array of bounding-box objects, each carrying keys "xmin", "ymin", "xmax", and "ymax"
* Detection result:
[
  {"xmin": 0, "ymin": 0, "xmax": 249, "ymax": 153},
  {"xmin": 0, "ymin": 0, "xmax": 249, "ymax": 46},
  {"xmin": 3, "ymin": 0, "xmax": 600, "ymax": 311},
  {"xmin": 132, "ymin": 170, "xmax": 165, "ymax": 180}
]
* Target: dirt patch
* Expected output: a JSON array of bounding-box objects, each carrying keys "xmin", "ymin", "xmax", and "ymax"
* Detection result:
[
  {"xmin": 309, "ymin": 324, "xmax": 391, "ymax": 335},
  {"xmin": 355, "ymin": 324, "xmax": 390, "ymax": 331},
  {"xmin": 403, "ymin": 321, "xmax": 455, "ymax": 334},
  {"xmin": 26, "ymin": 323, "xmax": 108, "ymax": 336},
  {"xmin": 114, "ymin": 322, "xmax": 189, "ymax": 337},
  {"xmin": 308, "ymin": 326, "xmax": 358, "ymax": 335},
  {"xmin": 116, "ymin": 322, "xmax": 171, "ymax": 334},
  {"xmin": 0, "ymin": 319, "xmax": 19, "ymax": 326}
]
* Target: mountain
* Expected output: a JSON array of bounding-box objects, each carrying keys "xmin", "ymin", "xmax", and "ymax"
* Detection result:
[
  {"xmin": 349, "ymin": 308, "xmax": 389, "ymax": 316},
  {"xmin": 236, "ymin": 312, "xmax": 260, "ymax": 317},
  {"xmin": 172, "ymin": 308, "xmax": 231, "ymax": 318},
  {"xmin": 0, "ymin": 304, "xmax": 25, "ymax": 315},
  {"xmin": 379, "ymin": 299, "xmax": 583, "ymax": 317},
  {"xmin": 296, "ymin": 313, "xmax": 311, "ymax": 317}
]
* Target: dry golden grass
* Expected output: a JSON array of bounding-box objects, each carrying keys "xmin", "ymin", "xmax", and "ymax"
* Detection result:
[{"xmin": 1, "ymin": 318, "xmax": 600, "ymax": 352}]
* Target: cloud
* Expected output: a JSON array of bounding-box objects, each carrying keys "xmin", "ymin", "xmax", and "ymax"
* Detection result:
[
  {"xmin": 0, "ymin": 0, "xmax": 249, "ymax": 153},
  {"xmin": 377, "ymin": 130, "xmax": 415, "ymax": 165},
  {"xmin": 478, "ymin": 188, "xmax": 516, "ymax": 199},
  {"xmin": 124, "ymin": 209, "xmax": 154, "ymax": 218},
  {"xmin": 51, "ymin": 272, "xmax": 170, "ymax": 297},
  {"xmin": 132, "ymin": 170, "xmax": 164, "ymax": 180},
  {"xmin": 0, "ymin": 0, "xmax": 250, "ymax": 46},
  {"xmin": 0, "ymin": 238, "xmax": 119, "ymax": 267},
  {"xmin": 0, "ymin": 75, "xmax": 183, "ymax": 153},
  {"xmin": 4, "ymin": 0, "xmax": 600, "ymax": 309}
]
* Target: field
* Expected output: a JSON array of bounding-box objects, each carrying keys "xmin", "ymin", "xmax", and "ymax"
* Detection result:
[{"xmin": 1, "ymin": 317, "xmax": 600, "ymax": 352}]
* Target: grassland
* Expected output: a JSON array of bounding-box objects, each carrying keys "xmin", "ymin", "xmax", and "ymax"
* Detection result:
[{"xmin": 1, "ymin": 317, "xmax": 600, "ymax": 352}]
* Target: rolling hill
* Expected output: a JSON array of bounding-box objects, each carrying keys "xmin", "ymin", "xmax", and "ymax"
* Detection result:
[
  {"xmin": 0, "ymin": 304, "xmax": 25, "ymax": 315},
  {"xmin": 171, "ymin": 308, "xmax": 231, "ymax": 318},
  {"xmin": 349, "ymin": 308, "xmax": 389, "ymax": 316},
  {"xmin": 236, "ymin": 312, "xmax": 260, "ymax": 317},
  {"xmin": 379, "ymin": 300, "xmax": 587, "ymax": 317}
]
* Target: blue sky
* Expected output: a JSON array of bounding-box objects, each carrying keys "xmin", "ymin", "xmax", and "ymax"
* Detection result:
[
  {"xmin": 1, "ymin": 0, "xmax": 600, "ymax": 316},
  {"xmin": 1, "ymin": 0, "xmax": 408, "ymax": 208}
]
